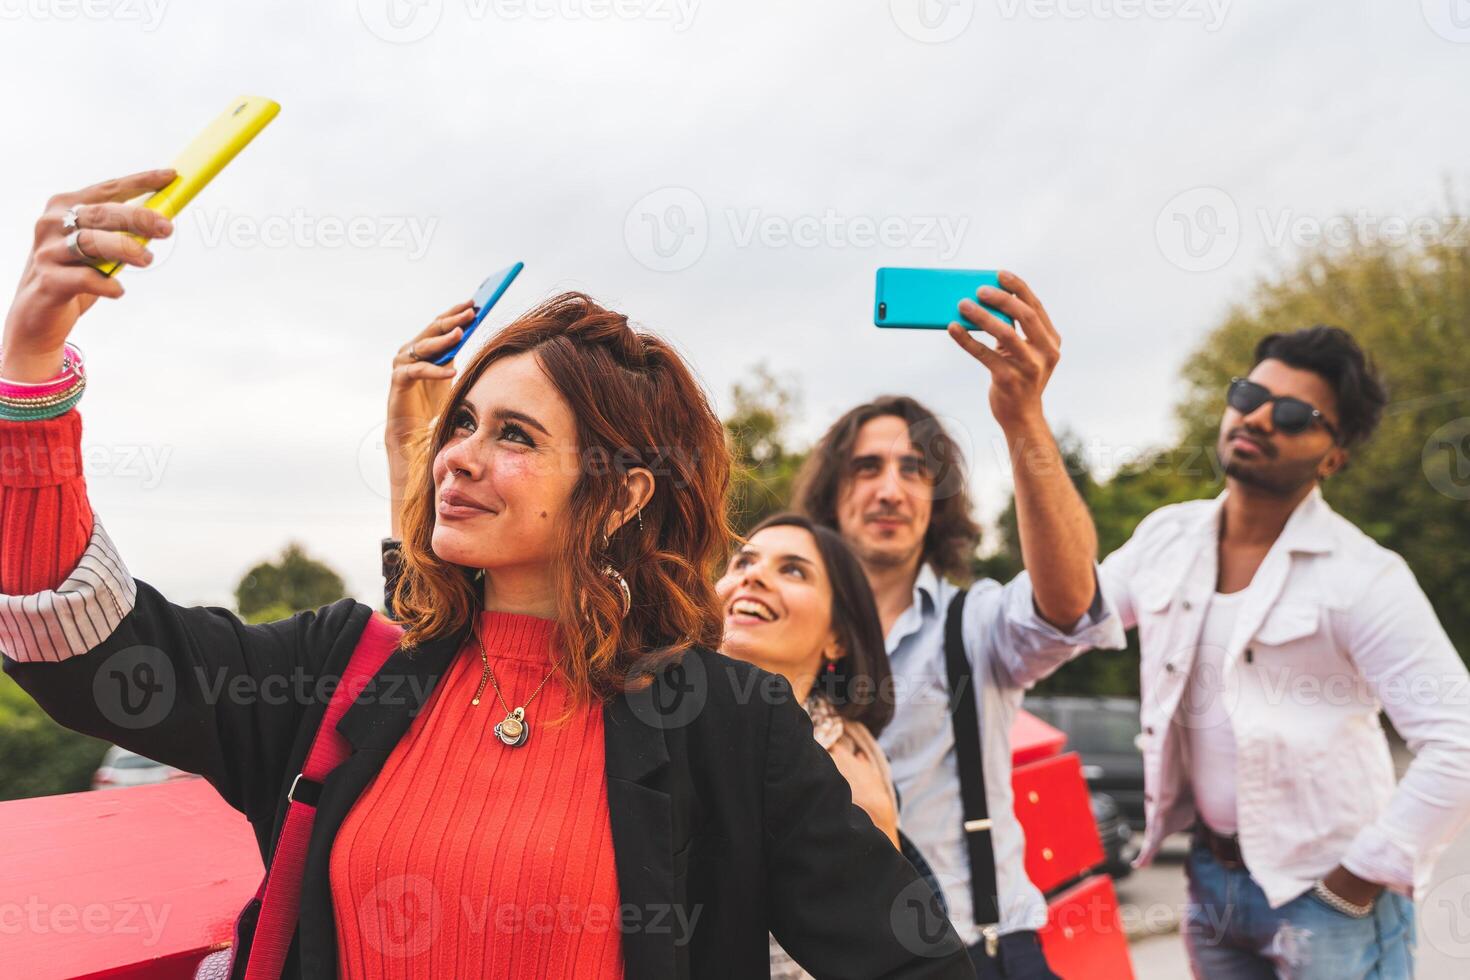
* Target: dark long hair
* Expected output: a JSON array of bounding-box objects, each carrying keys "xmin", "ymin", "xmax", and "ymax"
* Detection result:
[
  {"xmin": 792, "ymin": 395, "xmax": 981, "ymax": 581},
  {"xmin": 748, "ymin": 512, "xmax": 895, "ymax": 738},
  {"xmin": 393, "ymin": 292, "xmax": 734, "ymax": 707}
]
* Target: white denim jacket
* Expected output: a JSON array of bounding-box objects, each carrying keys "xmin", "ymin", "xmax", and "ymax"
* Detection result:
[{"xmin": 1096, "ymin": 486, "xmax": 1470, "ymax": 907}]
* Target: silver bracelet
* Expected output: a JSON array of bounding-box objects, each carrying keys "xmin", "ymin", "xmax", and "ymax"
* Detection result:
[{"xmin": 1312, "ymin": 879, "xmax": 1375, "ymax": 918}]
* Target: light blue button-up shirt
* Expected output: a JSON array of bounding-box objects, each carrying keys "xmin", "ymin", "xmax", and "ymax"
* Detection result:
[{"xmin": 877, "ymin": 564, "xmax": 1123, "ymax": 946}]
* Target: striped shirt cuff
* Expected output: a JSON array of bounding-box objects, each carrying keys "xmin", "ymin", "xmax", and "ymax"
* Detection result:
[{"xmin": 0, "ymin": 516, "xmax": 136, "ymax": 663}]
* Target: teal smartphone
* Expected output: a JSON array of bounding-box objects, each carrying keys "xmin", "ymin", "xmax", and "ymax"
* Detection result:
[{"xmin": 873, "ymin": 267, "xmax": 1014, "ymax": 329}]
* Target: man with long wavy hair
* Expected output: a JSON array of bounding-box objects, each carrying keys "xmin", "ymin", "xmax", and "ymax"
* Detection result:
[{"xmin": 793, "ymin": 272, "xmax": 1121, "ymax": 978}]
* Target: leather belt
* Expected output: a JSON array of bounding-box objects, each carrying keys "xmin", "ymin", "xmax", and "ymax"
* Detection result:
[{"xmin": 1194, "ymin": 821, "xmax": 1245, "ymax": 869}]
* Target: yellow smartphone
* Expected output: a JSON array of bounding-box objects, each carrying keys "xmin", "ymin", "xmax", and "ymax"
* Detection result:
[{"xmin": 93, "ymin": 95, "xmax": 280, "ymax": 276}]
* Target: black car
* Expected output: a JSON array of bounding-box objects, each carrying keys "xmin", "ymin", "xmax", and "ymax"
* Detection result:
[
  {"xmin": 1024, "ymin": 695, "xmax": 1146, "ymax": 828},
  {"xmin": 1090, "ymin": 791, "xmax": 1139, "ymax": 879}
]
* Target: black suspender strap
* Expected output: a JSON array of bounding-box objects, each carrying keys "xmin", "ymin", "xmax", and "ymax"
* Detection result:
[{"xmin": 944, "ymin": 589, "xmax": 1001, "ymax": 929}]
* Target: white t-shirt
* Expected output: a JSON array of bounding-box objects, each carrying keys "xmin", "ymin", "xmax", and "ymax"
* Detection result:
[{"xmin": 1183, "ymin": 588, "xmax": 1248, "ymax": 835}]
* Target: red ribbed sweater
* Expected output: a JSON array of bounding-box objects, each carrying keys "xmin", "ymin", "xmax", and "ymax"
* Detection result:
[
  {"xmin": 0, "ymin": 408, "xmax": 624, "ymax": 979},
  {"xmin": 329, "ymin": 611, "xmax": 624, "ymax": 978}
]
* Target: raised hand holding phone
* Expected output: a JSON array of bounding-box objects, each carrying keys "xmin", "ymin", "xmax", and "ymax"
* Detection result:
[
  {"xmin": 90, "ymin": 96, "xmax": 280, "ymax": 277},
  {"xmin": 1, "ymin": 169, "xmax": 177, "ymax": 383},
  {"xmin": 946, "ymin": 269, "xmax": 1062, "ymax": 432},
  {"xmin": 384, "ymin": 301, "xmax": 471, "ymax": 537}
]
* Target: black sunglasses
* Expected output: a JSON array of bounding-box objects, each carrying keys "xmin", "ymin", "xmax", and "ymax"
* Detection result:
[{"xmin": 1227, "ymin": 378, "xmax": 1339, "ymax": 442}]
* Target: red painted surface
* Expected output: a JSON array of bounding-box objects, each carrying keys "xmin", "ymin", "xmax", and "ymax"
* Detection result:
[
  {"xmin": 1011, "ymin": 709, "xmax": 1068, "ymax": 766},
  {"xmin": 0, "ymin": 710, "xmax": 1132, "ymax": 979},
  {"xmin": 0, "ymin": 778, "xmax": 260, "ymax": 980},
  {"xmin": 1012, "ymin": 752, "xmax": 1107, "ymax": 893},
  {"xmin": 1038, "ymin": 874, "xmax": 1135, "ymax": 980}
]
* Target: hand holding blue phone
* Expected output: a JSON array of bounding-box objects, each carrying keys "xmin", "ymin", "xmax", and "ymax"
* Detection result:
[
  {"xmin": 873, "ymin": 267, "xmax": 1015, "ymax": 330},
  {"xmin": 433, "ymin": 261, "xmax": 524, "ymax": 365}
]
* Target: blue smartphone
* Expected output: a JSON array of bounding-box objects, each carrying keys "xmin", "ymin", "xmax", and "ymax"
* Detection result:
[
  {"xmin": 434, "ymin": 261, "xmax": 525, "ymax": 365},
  {"xmin": 873, "ymin": 267, "xmax": 1014, "ymax": 329}
]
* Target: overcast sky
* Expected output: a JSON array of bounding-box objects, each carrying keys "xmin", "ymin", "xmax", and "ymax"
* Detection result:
[{"xmin": 1, "ymin": 1, "xmax": 1466, "ymax": 607}]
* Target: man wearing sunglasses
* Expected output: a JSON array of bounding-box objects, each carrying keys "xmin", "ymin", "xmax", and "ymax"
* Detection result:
[{"xmin": 1092, "ymin": 325, "xmax": 1470, "ymax": 978}]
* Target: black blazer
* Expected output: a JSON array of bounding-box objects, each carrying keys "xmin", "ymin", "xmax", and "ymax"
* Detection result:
[{"xmin": 5, "ymin": 580, "xmax": 973, "ymax": 979}]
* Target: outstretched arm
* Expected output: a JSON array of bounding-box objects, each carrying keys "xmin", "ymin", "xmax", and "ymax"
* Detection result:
[{"xmin": 947, "ymin": 270, "xmax": 1097, "ymax": 628}]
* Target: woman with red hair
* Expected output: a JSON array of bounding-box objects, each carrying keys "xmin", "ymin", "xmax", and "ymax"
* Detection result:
[{"xmin": 0, "ymin": 168, "xmax": 970, "ymax": 979}]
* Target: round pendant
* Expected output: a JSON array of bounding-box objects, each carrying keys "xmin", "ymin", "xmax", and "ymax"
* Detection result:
[{"xmin": 495, "ymin": 709, "xmax": 529, "ymax": 747}]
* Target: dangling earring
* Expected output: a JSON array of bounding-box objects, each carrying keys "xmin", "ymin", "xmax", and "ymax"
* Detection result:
[
  {"xmin": 825, "ymin": 661, "xmax": 836, "ymax": 675},
  {"xmin": 602, "ymin": 566, "xmax": 632, "ymax": 618},
  {"xmin": 473, "ymin": 568, "xmax": 485, "ymax": 583},
  {"xmin": 597, "ymin": 521, "xmax": 632, "ymax": 619}
]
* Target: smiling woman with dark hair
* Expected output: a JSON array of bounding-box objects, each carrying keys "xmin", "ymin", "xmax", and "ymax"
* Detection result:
[
  {"xmin": 713, "ymin": 511, "xmax": 950, "ymax": 980},
  {"xmin": 0, "ymin": 169, "xmax": 972, "ymax": 980}
]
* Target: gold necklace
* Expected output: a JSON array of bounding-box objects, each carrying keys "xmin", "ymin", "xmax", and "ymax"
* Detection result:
[{"xmin": 471, "ymin": 615, "xmax": 557, "ymax": 748}]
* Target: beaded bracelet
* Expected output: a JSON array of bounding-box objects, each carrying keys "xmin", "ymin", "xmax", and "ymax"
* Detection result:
[{"xmin": 0, "ymin": 343, "xmax": 86, "ymax": 421}]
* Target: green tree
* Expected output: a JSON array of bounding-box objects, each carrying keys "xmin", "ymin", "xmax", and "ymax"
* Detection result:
[
  {"xmin": 235, "ymin": 542, "xmax": 348, "ymax": 623},
  {"xmin": 725, "ymin": 364, "xmax": 809, "ymax": 535},
  {"xmin": 1174, "ymin": 227, "xmax": 1470, "ymax": 660},
  {"xmin": 0, "ymin": 676, "xmax": 109, "ymax": 802}
]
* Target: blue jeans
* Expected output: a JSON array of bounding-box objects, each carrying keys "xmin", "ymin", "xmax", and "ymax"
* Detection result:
[{"xmin": 1183, "ymin": 839, "xmax": 1416, "ymax": 979}]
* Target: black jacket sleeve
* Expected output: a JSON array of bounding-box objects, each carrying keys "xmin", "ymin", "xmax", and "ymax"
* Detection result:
[
  {"xmin": 2, "ymin": 579, "xmax": 370, "ymax": 829},
  {"xmin": 762, "ymin": 686, "xmax": 975, "ymax": 978}
]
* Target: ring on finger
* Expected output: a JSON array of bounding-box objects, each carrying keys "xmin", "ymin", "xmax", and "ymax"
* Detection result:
[
  {"xmin": 408, "ymin": 342, "xmax": 420, "ymax": 361},
  {"xmin": 62, "ymin": 207, "xmax": 82, "ymax": 233},
  {"xmin": 66, "ymin": 230, "xmax": 94, "ymax": 261}
]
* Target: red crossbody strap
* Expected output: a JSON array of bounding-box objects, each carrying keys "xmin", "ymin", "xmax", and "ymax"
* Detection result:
[{"xmin": 243, "ymin": 611, "xmax": 405, "ymax": 980}]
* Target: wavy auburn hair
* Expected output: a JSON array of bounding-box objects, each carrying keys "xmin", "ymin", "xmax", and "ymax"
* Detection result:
[{"xmin": 392, "ymin": 292, "xmax": 733, "ymax": 706}]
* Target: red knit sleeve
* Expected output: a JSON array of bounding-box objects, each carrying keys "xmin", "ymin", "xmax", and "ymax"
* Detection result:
[{"xmin": 0, "ymin": 408, "xmax": 94, "ymax": 595}]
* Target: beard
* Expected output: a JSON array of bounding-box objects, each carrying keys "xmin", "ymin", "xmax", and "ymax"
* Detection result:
[
  {"xmin": 851, "ymin": 532, "xmax": 924, "ymax": 572},
  {"xmin": 1222, "ymin": 451, "xmax": 1321, "ymax": 497}
]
